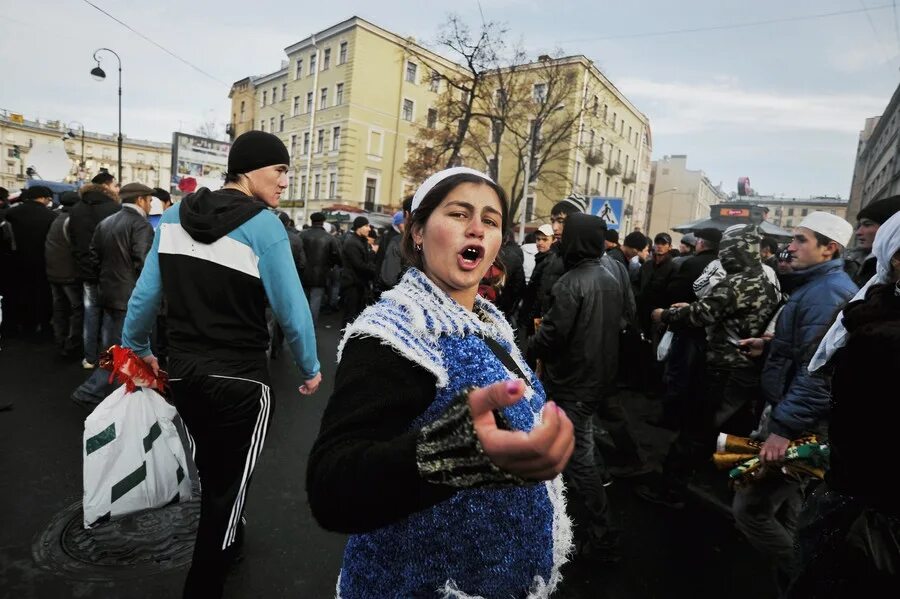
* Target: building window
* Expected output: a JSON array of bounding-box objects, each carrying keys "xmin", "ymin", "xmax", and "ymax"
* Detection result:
[
  {"xmin": 290, "ymin": 134, "xmax": 298, "ymax": 158},
  {"xmin": 279, "ymin": 114, "xmax": 285, "ymax": 132},
  {"xmin": 801, "ymin": 208, "xmax": 808, "ymax": 216},
  {"xmin": 430, "ymin": 70, "xmax": 440, "ymax": 92},
  {"xmin": 281, "ymin": 83, "xmax": 287, "ymax": 101},
  {"xmin": 240, "ymin": 101, "xmax": 245, "ymax": 120},
  {"xmin": 260, "ymin": 119, "xmax": 265, "ymax": 132},
  {"xmin": 332, "ymin": 126, "xmax": 341, "ymax": 151},
  {"xmin": 335, "ymin": 83, "xmax": 344, "ymax": 105},
  {"xmin": 262, "ymin": 91, "xmax": 267, "ymax": 106},
  {"xmin": 293, "ymin": 96, "xmax": 300, "ymax": 116},
  {"xmin": 270, "ymin": 117, "xmax": 275, "ymax": 132},
  {"xmin": 314, "ymin": 174, "xmax": 321, "ymax": 198},
  {"xmin": 303, "ymin": 132, "xmax": 310, "ymax": 154},
  {"xmin": 402, "ymin": 98, "xmax": 414, "ymax": 121},
  {"xmin": 526, "ymin": 195, "xmax": 535, "ymax": 221},
  {"xmin": 320, "ymin": 88, "xmax": 328, "ymax": 109},
  {"xmin": 309, "ymin": 52, "xmax": 317, "ymax": 73},
  {"xmin": 491, "ymin": 119, "xmax": 502, "ymax": 144},
  {"xmin": 317, "ymin": 129, "xmax": 324, "ymax": 153},
  {"xmin": 788, "ymin": 208, "xmax": 794, "ymax": 216},
  {"xmin": 406, "ymin": 61, "xmax": 418, "ymax": 83},
  {"xmin": 295, "ymin": 59, "xmax": 302, "ymax": 80},
  {"xmin": 306, "ymin": 92, "xmax": 313, "ymax": 113},
  {"xmin": 365, "ymin": 177, "xmax": 377, "ymax": 209},
  {"xmin": 427, "ymin": 108, "xmax": 438, "ymax": 130},
  {"xmin": 339, "ymin": 41, "xmax": 348, "ymax": 64},
  {"xmin": 533, "ymin": 83, "xmax": 547, "ymax": 103},
  {"xmin": 592, "ymin": 96, "xmax": 599, "ymax": 116},
  {"xmin": 300, "ymin": 175, "xmax": 307, "ymax": 199},
  {"xmin": 328, "ymin": 172, "xmax": 336, "ymax": 197},
  {"xmin": 323, "ymin": 48, "xmax": 331, "ymax": 70},
  {"xmin": 272, "ymin": 86, "xmax": 278, "ymax": 103},
  {"xmin": 575, "ymin": 161, "xmax": 581, "ymax": 190}
]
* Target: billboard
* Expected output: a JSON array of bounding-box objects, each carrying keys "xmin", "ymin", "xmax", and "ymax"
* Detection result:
[
  {"xmin": 588, "ymin": 196, "xmax": 624, "ymax": 230},
  {"xmin": 170, "ymin": 133, "xmax": 230, "ymax": 194}
]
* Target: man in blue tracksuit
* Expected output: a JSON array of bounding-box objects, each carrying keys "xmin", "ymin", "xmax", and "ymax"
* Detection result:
[{"xmin": 122, "ymin": 131, "xmax": 321, "ymax": 598}]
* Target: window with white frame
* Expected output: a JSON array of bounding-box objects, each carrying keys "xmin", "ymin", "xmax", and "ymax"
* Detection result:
[
  {"xmin": 306, "ymin": 92, "xmax": 313, "ymax": 113},
  {"xmin": 328, "ymin": 172, "xmax": 336, "ymax": 197},
  {"xmin": 332, "ymin": 126, "xmax": 341, "ymax": 151},
  {"xmin": 427, "ymin": 108, "xmax": 438, "ymax": 129},
  {"xmin": 272, "ymin": 87, "xmax": 277, "ymax": 103},
  {"xmin": 303, "ymin": 132, "xmax": 310, "ymax": 154},
  {"xmin": 260, "ymin": 119, "xmax": 266, "ymax": 132},
  {"xmin": 300, "ymin": 174, "xmax": 307, "ymax": 199},
  {"xmin": 281, "ymin": 83, "xmax": 287, "ymax": 101},
  {"xmin": 406, "ymin": 61, "xmax": 418, "ymax": 83},
  {"xmin": 293, "ymin": 96, "xmax": 300, "ymax": 116},
  {"xmin": 339, "ymin": 41, "xmax": 348, "ymax": 64},
  {"xmin": 269, "ymin": 117, "xmax": 275, "ymax": 132},
  {"xmin": 290, "ymin": 134, "xmax": 297, "ymax": 158},
  {"xmin": 314, "ymin": 173, "xmax": 321, "ymax": 198},
  {"xmin": 532, "ymin": 83, "xmax": 547, "ymax": 103},
  {"xmin": 335, "ymin": 83, "xmax": 344, "ymax": 105},
  {"xmin": 323, "ymin": 48, "xmax": 331, "ymax": 70},
  {"xmin": 317, "ymin": 129, "xmax": 324, "ymax": 153},
  {"xmin": 262, "ymin": 91, "xmax": 267, "ymax": 106},
  {"xmin": 295, "ymin": 59, "xmax": 302, "ymax": 80},
  {"xmin": 402, "ymin": 98, "xmax": 414, "ymax": 121},
  {"xmin": 279, "ymin": 114, "xmax": 285, "ymax": 132},
  {"xmin": 309, "ymin": 52, "xmax": 317, "ymax": 73},
  {"xmin": 320, "ymin": 88, "xmax": 328, "ymax": 109}
]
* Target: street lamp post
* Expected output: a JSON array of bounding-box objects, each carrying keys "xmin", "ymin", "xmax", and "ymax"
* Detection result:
[{"xmin": 91, "ymin": 48, "xmax": 123, "ymax": 182}]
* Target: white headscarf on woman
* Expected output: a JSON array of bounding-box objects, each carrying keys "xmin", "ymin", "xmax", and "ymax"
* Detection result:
[{"xmin": 809, "ymin": 210, "xmax": 900, "ymax": 371}]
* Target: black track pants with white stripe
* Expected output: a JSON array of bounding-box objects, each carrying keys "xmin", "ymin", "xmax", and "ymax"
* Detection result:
[{"xmin": 168, "ymin": 357, "xmax": 273, "ymax": 599}]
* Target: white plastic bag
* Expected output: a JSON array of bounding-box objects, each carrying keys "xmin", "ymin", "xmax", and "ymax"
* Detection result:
[
  {"xmin": 83, "ymin": 385, "xmax": 192, "ymax": 528},
  {"xmin": 656, "ymin": 329, "xmax": 674, "ymax": 362}
]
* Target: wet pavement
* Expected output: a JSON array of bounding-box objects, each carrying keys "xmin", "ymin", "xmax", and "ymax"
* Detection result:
[{"xmin": 0, "ymin": 313, "xmax": 775, "ymax": 598}]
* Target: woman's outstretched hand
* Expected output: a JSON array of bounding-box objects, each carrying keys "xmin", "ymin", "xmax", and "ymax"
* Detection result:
[{"xmin": 467, "ymin": 379, "xmax": 575, "ymax": 481}]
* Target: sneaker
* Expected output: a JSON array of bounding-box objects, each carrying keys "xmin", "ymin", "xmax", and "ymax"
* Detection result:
[
  {"xmin": 82, "ymin": 359, "xmax": 96, "ymax": 369},
  {"xmin": 634, "ymin": 483, "xmax": 686, "ymax": 509}
]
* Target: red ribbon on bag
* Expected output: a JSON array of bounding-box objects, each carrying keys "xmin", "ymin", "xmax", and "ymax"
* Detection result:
[{"xmin": 99, "ymin": 345, "xmax": 168, "ymax": 393}]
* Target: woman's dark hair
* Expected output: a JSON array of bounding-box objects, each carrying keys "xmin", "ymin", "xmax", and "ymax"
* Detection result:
[{"xmin": 401, "ymin": 173, "xmax": 509, "ymax": 272}]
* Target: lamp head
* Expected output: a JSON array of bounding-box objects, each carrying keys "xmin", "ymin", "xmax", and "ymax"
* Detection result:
[{"xmin": 90, "ymin": 65, "xmax": 106, "ymax": 81}]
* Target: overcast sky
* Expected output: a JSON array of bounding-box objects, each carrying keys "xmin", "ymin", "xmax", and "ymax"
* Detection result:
[{"xmin": 2, "ymin": 0, "xmax": 898, "ymax": 198}]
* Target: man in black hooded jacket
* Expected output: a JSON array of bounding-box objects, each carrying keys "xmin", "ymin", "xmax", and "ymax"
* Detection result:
[{"xmin": 528, "ymin": 213, "xmax": 624, "ymax": 563}]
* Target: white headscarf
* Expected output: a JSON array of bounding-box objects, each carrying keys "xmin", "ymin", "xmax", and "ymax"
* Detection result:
[
  {"xmin": 809, "ymin": 210, "xmax": 900, "ymax": 371},
  {"xmin": 410, "ymin": 167, "xmax": 495, "ymax": 213}
]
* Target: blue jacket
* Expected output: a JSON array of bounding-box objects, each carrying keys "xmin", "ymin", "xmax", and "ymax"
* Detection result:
[{"xmin": 761, "ymin": 259, "xmax": 857, "ymax": 438}]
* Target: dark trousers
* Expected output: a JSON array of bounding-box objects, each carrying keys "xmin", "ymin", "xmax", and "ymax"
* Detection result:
[
  {"xmin": 50, "ymin": 282, "xmax": 83, "ymax": 353},
  {"xmin": 592, "ymin": 391, "xmax": 644, "ymax": 468},
  {"xmin": 556, "ymin": 399, "xmax": 612, "ymax": 549},
  {"xmin": 341, "ymin": 285, "xmax": 366, "ymax": 326},
  {"xmin": 72, "ymin": 308, "xmax": 127, "ymax": 404},
  {"xmin": 168, "ymin": 357, "xmax": 273, "ymax": 599},
  {"xmin": 664, "ymin": 366, "xmax": 760, "ymax": 487}
]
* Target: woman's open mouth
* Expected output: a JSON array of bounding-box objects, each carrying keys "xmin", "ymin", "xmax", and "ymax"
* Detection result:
[{"xmin": 458, "ymin": 245, "xmax": 484, "ymax": 271}]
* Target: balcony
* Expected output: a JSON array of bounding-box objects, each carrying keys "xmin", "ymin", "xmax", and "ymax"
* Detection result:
[
  {"xmin": 584, "ymin": 149, "xmax": 604, "ymax": 167},
  {"xmin": 622, "ymin": 171, "xmax": 636, "ymax": 185},
  {"xmin": 605, "ymin": 162, "xmax": 622, "ymax": 177}
]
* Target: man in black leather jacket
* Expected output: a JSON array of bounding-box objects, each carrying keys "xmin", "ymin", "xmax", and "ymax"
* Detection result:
[
  {"xmin": 300, "ymin": 212, "xmax": 343, "ymax": 326},
  {"xmin": 72, "ymin": 183, "xmax": 154, "ymax": 407},
  {"xmin": 528, "ymin": 213, "xmax": 625, "ymax": 563}
]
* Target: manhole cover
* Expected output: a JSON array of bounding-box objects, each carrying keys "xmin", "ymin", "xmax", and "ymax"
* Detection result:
[{"xmin": 33, "ymin": 499, "xmax": 200, "ymax": 581}]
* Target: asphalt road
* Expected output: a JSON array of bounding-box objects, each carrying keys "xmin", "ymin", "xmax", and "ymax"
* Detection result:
[{"xmin": 0, "ymin": 312, "xmax": 775, "ymax": 598}]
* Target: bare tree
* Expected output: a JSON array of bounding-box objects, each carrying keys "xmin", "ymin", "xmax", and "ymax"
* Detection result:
[{"xmin": 196, "ymin": 120, "xmax": 223, "ymax": 141}]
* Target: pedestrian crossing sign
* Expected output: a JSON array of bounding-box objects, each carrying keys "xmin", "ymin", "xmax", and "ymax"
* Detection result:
[{"xmin": 589, "ymin": 197, "xmax": 623, "ymax": 230}]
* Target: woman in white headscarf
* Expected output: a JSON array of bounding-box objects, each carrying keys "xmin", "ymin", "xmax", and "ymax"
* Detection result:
[{"xmin": 788, "ymin": 211, "xmax": 900, "ymax": 597}]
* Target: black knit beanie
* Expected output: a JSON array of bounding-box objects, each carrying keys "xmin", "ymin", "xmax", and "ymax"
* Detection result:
[
  {"xmin": 857, "ymin": 195, "xmax": 900, "ymax": 225},
  {"xmin": 227, "ymin": 131, "xmax": 290, "ymax": 175}
]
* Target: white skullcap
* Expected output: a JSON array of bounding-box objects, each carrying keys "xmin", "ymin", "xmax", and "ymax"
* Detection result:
[
  {"xmin": 537, "ymin": 224, "xmax": 554, "ymax": 237},
  {"xmin": 796, "ymin": 211, "xmax": 853, "ymax": 247},
  {"xmin": 411, "ymin": 167, "xmax": 495, "ymax": 213}
]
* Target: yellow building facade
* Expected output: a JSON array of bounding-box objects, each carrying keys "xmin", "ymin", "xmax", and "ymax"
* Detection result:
[
  {"xmin": 0, "ymin": 111, "xmax": 170, "ymax": 192},
  {"xmin": 228, "ymin": 17, "xmax": 651, "ymax": 229}
]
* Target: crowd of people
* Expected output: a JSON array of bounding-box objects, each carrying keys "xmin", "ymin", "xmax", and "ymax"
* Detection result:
[{"xmin": 1, "ymin": 128, "xmax": 899, "ymax": 597}]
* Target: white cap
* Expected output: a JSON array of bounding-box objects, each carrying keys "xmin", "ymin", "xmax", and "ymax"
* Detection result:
[
  {"xmin": 537, "ymin": 224, "xmax": 554, "ymax": 237},
  {"xmin": 796, "ymin": 211, "xmax": 853, "ymax": 247},
  {"xmin": 411, "ymin": 167, "xmax": 494, "ymax": 212}
]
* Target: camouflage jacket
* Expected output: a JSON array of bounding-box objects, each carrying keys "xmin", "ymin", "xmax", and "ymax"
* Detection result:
[{"xmin": 662, "ymin": 225, "xmax": 780, "ymax": 370}]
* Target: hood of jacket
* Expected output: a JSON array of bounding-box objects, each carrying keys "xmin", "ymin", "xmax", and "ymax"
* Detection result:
[
  {"xmin": 718, "ymin": 224, "xmax": 762, "ymax": 274},
  {"xmin": 179, "ymin": 187, "xmax": 267, "ymax": 244},
  {"xmin": 560, "ymin": 213, "xmax": 606, "ymax": 270},
  {"xmin": 78, "ymin": 183, "xmax": 118, "ymax": 205}
]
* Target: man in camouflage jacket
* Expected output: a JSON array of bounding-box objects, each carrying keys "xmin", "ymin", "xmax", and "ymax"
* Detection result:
[{"xmin": 638, "ymin": 225, "xmax": 780, "ymax": 508}]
